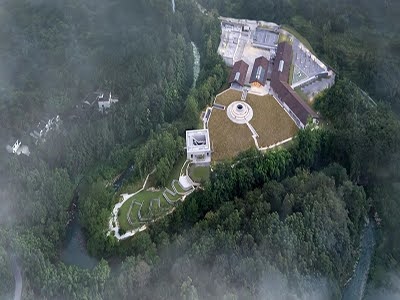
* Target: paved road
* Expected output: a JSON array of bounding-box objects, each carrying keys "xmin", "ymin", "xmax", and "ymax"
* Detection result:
[{"xmin": 11, "ymin": 255, "xmax": 22, "ymax": 300}]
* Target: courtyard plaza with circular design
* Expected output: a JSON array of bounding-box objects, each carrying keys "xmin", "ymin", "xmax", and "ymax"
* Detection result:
[
  {"xmin": 227, "ymin": 101, "xmax": 254, "ymax": 124},
  {"xmin": 208, "ymin": 89, "xmax": 298, "ymax": 161}
]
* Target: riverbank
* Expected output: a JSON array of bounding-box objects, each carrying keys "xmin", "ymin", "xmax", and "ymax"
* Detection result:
[{"xmin": 60, "ymin": 216, "xmax": 98, "ymax": 269}]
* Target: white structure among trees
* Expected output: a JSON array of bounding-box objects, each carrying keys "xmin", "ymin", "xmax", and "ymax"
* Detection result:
[
  {"xmin": 186, "ymin": 129, "xmax": 211, "ymax": 165},
  {"xmin": 98, "ymin": 92, "xmax": 119, "ymax": 112}
]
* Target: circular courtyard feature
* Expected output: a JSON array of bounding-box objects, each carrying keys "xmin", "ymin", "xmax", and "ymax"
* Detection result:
[{"xmin": 227, "ymin": 101, "xmax": 254, "ymax": 124}]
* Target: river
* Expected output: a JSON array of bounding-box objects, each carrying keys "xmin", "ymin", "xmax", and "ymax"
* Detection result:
[
  {"xmin": 61, "ymin": 165, "xmax": 134, "ymax": 268},
  {"xmin": 342, "ymin": 221, "xmax": 376, "ymax": 300},
  {"xmin": 60, "ymin": 216, "xmax": 98, "ymax": 269}
]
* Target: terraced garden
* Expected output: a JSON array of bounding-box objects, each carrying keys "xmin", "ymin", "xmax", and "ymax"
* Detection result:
[{"xmin": 116, "ymin": 157, "xmax": 195, "ymax": 233}]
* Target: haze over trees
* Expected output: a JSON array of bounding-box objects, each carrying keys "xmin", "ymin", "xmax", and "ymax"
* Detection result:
[{"xmin": 0, "ymin": 0, "xmax": 399, "ymax": 299}]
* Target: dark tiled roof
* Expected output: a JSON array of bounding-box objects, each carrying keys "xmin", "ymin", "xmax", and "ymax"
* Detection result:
[
  {"xmin": 250, "ymin": 56, "xmax": 269, "ymax": 86},
  {"xmin": 271, "ymin": 42, "xmax": 318, "ymax": 126},
  {"xmin": 281, "ymin": 82, "xmax": 318, "ymax": 124},
  {"xmin": 228, "ymin": 60, "xmax": 249, "ymax": 86},
  {"xmin": 271, "ymin": 41, "xmax": 293, "ymax": 84}
]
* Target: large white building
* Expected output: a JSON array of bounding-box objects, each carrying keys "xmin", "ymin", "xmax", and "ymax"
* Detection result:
[{"xmin": 186, "ymin": 129, "xmax": 211, "ymax": 165}]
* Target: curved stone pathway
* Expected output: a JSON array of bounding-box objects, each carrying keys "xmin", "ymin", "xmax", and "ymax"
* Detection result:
[{"xmin": 108, "ymin": 169, "xmax": 155, "ymax": 240}]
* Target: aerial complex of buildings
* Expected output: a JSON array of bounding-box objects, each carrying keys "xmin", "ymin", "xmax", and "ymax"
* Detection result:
[{"xmin": 186, "ymin": 17, "xmax": 336, "ymax": 162}]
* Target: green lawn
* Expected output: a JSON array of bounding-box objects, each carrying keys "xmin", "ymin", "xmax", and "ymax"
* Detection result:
[
  {"xmin": 128, "ymin": 202, "xmax": 142, "ymax": 226},
  {"xmin": 160, "ymin": 196, "xmax": 172, "ymax": 208},
  {"xmin": 118, "ymin": 190, "xmax": 164, "ymax": 230},
  {"xmin": 118, "ymin": 199, "xmax": 139, "ymax": 232},
  {"xmin": 166, "ymin": 155, "xmax": 186, "ymax": 184},
  {"xmin": 135, "ymin": 190, "xmax": 163, "ymax": 203},
  {"xmin": 172, "ymin": 180, "xmax": 186, "ymax": 194},
  {"xmin": 119, "ymin": 176, "xmax": 144, "ymax": 195},
  {"xmin": 279, "ymin": 33, "xmax": 292, "ymax": 45},
  {"xmin": 164, "ymin": 189, "xmax": 181, "ymax": 202},
  {"xmin": 140, "ymin": 200, "xmax": 152, "ymax": 219},
  {"xmin": 189, "ymin": 165, "xmax": 210, "ymax": 183},
  {"xmin": 289, "ymin": 63, "xmax": 295, "ymax": 85}
]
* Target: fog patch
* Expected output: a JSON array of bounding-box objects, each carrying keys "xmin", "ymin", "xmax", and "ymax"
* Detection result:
[
  {"xmin": 258, "ymin": 271, "xmax": 332, "ymax": 300},
  {"xmin": 365, "ymin": 273, "xmax": 400, "ymax": 300}
]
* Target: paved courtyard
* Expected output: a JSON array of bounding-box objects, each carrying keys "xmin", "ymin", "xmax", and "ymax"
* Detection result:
[{"xmin": 292, "ymin": 38, "xmax": 327, "ymax": 85}]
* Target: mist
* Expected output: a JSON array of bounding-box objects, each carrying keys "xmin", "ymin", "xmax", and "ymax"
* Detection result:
[{"xmin": 1, "ymin": 0, "xmax": 400, "ymax": 299}]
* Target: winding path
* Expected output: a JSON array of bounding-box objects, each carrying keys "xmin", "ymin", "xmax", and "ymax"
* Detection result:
[
  {"xmin": 108, "ymin": 163, "xmax": 197, "ymax": 240},
  {"xmin": 108, "ymin": 169, "xmax": 156, "ymax": 240}
]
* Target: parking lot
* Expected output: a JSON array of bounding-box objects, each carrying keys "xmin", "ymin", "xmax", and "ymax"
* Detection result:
[
  {"xmin": 292, "ymin": 65, "xmax": 308, "ymax": 84},
  {"xmin": 301, "ymin": 75, "xmax": 336, "ymax": 98}
]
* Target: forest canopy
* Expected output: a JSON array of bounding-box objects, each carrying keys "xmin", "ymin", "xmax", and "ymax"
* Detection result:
[{"xmin": 0, "ymin": 0, "xmax": 400, "ymax": 299}]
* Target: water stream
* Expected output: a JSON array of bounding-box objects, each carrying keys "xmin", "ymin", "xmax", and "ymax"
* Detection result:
[
  {"xmin": 342, "ymin": 221, "xmax": 376, "ymax": 300},
  {"xmin": 171, "ymin": 0, "xmax": 175, "ymax": 13},
  {"xmin": 191, "ymin": 42, "xmax": 200, "ymax": 88},
  {"xmin": 60, "ymin": 216, "xmax": 98, "ymax": 269},
  {"xmin": 61, "ymin": 165, "xmax": 134, "ymax": 268}
]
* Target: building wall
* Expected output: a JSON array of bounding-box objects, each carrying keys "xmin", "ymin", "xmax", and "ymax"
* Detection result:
[{"xmin": 187, "ymin": 150, "xmax": 211, "ymax": 165}]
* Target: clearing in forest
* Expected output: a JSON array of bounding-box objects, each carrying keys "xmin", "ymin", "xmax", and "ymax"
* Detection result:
[
  {"xmin": 208, "ymin": 89, "xmax": 255, "ymax": 161},
  {"xmin": 208, "ymin": 89, "xmax": 298, "ymax": 160},
  {"xmin": 115, "ymin": 156, "xmax": 198, "ymax": 234}
]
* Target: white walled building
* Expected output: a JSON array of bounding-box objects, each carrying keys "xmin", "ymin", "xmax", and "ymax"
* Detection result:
[
  {"xmin": 186, "ymin": 129, "xmax": 211, "ymax": 165},
  {"xmin": 6, "ymin": 139, "xmax": 30, "ymax": 156},
  {"xmin": 98, "ymin": 92, "xmax": 119, "ymax": 112}
]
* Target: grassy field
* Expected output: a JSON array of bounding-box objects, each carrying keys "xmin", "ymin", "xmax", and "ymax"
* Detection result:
[
  {"xmin": 118, "ymin": 199, "xmax": 139, "ymax": 232},
  {"xmin": 289, "ymin": 63, "xmax": 295, "ymax": 85},
  {"xmin": 119, "ymin": 176, "xmax": 144, "ymax": 195},
  {"xmin": 189, "ymin": 165, "xmax": 210, "ymax": 182},
  {"xmin": 208, "ymin": 108, "xmax": 255, "ymax": 161},
  {"xmin": 166, "ymin": 155, "xmax": 186, "ymax": 184},
  {"xmin": 172, "ymin": 180, "xmax": 186, "ymax": 194},
  {"xmin": 278, "ymin": 33, "xmax": 292, "ymax": 45},
  {"xmin": 246, "ymin": 94, "xmax": 298, "ymax": 148},
  {"xmin": 118, "ymin": 190, "xmax": 165, "ymax": 230},
  {"xmin": 214, "ymin": 89, "xmax": 242, "ymax": 106}
]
